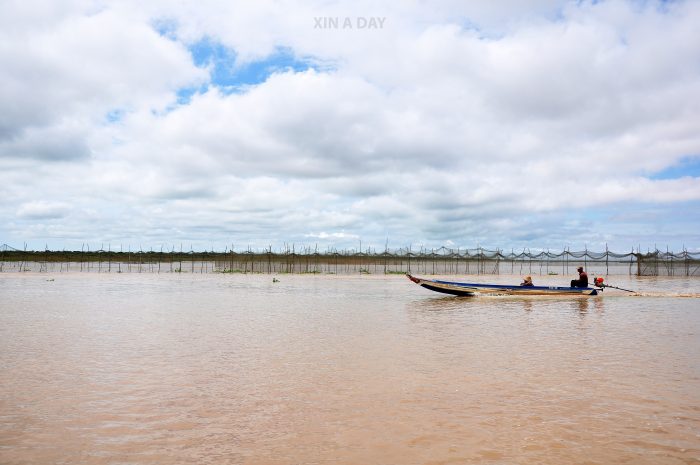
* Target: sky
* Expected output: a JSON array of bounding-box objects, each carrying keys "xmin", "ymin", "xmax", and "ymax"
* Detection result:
[{"xmin": 1, "ymin": 0, "xmax": 699, "ymax": 253}]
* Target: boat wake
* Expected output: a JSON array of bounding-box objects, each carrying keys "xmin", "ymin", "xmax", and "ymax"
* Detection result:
[{"xmin": 628, "ymin": 292, "xmax": 700, "ymax": 298}]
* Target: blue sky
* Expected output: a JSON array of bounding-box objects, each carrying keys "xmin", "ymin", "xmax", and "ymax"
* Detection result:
[
  {"xmin": 177, "ymin": 40, "xmax": 319, "ymax": 103},
  {"xmin": 648, "ymin": 156, "xmax": 700, "ymax": 180},
  {"xmin": 1, "ymin": 0, "xmax": 699, "ymax": 253}
]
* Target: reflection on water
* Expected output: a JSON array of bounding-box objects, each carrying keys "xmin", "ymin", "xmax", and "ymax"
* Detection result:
[
  {"xmin": 406, "ymin": 293, "xmax": 607, "ymax": 316},
  {"xmin": 1, "ymin": 273, "xmax": 699, "ymax": 465}
]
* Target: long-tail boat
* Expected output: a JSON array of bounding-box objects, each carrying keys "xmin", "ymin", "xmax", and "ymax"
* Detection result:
[{"xmin": 406, "ymin": 274, "xmax": 599, "ymax": 296}]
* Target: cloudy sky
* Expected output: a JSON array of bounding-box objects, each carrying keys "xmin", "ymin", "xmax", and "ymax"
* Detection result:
[{"xmin": 1, "ymin": 0, "xmax": 699, "ymax": 253}]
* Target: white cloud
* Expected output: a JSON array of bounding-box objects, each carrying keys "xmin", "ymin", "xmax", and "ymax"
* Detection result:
[
  {"xmin": 1, "ymin": 0, "xmax": 700, "ymax": 251},
  {"xmin": 17, "ymin": 201, "xmax": 71, "ymax": 220},
  {"xmin": 0, "ymin": 4, "xmax": 205, "ymax": 152},
  {"xmin": 305, "ymin": 232, "xmax": 359, "ymax": 240}
]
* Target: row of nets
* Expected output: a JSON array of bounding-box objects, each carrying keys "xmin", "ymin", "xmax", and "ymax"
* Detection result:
[{"xmin": 3, "ymin": 244, "xmax": 699, "ymax": 276}]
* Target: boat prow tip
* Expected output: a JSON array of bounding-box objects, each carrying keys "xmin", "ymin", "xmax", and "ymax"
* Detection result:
[{"xmin": 406, "ymin": 274, "xmax": 421, "ymax": 284}]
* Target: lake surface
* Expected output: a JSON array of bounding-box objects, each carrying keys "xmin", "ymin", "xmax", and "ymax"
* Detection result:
[{"xmin": 1, "ymin": 273, "xmax": 699, "ymax": 464}]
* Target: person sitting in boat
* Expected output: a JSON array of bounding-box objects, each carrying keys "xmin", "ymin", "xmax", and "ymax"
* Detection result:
[
  {"xmin": 570, "ymin": 266, "xmax": 589, "ymax": 288},
  {"xmin": 520, "ymin": 276, "xmax": 533, "ymax": 287}
]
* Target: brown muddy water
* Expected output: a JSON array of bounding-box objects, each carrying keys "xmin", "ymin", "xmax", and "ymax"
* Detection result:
[{"xmin": 1, "ymin": 273, "xmax": 699, "ymax": 464}]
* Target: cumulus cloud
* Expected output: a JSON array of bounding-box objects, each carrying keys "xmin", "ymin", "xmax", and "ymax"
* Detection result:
[
  {"xmin": 16, "ymin": 201, "xmax": 71, "ymax": 220},
  {"xmin": 305, "ymin": 232, "xmax": 360, "ymax": 241},
  {"xmin": 1, "ymin": 0, "xmax": 699, "ymax": 251},
  {"xmin": 0, "ymin": 3, "xmax": 205, "ymax": 152}
]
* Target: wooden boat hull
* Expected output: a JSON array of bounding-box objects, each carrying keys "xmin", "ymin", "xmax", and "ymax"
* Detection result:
[{"xmin": 407, "ymin": 275, "xmax": 598, "ymax": 296}]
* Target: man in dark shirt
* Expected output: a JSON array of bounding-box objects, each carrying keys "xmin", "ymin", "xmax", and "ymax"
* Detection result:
[{"xmin": 570, "ymin": 266, "xmax": 589, "ymax": 288}]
